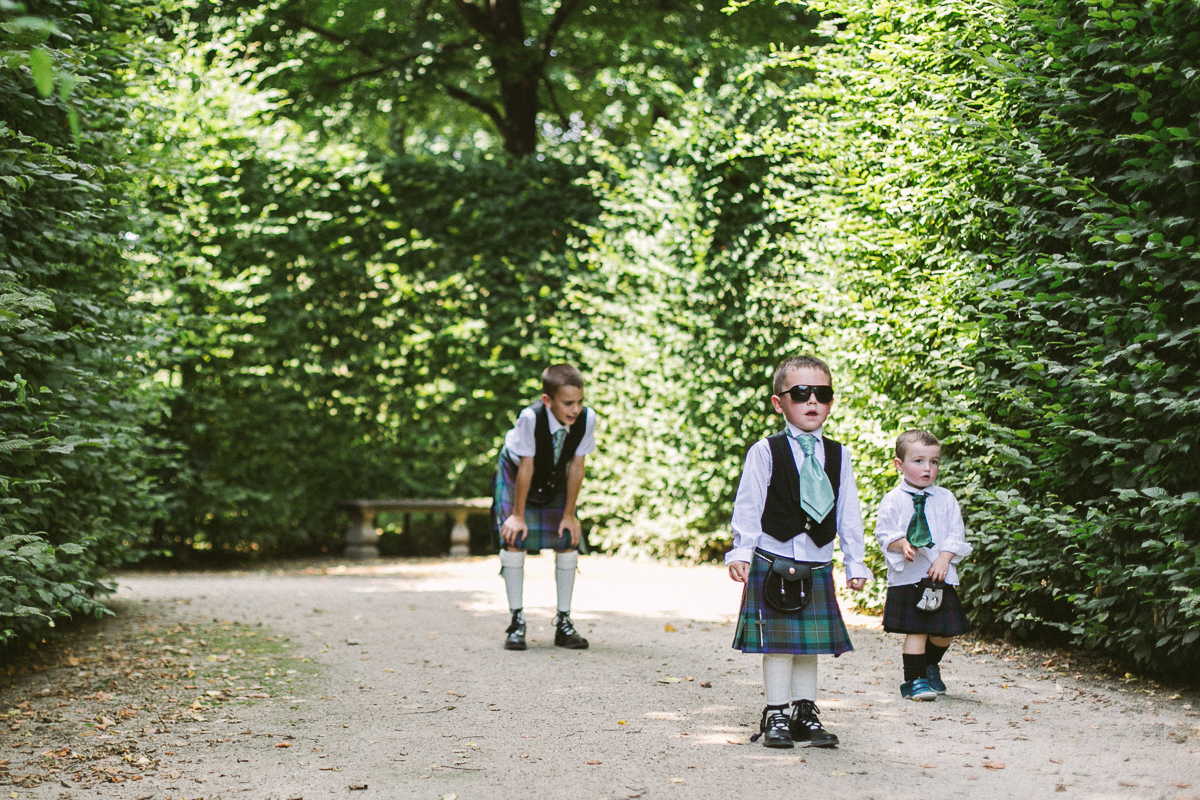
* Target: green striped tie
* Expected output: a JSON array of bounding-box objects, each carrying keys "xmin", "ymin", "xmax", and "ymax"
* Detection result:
[{"xmin": 552, "ymin": 428, "xmax": 566, "ymax": 462}]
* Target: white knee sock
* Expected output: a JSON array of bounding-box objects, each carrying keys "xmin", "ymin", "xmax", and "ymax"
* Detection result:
[
  {"xmin": 499, "ymin": 549, "xmax": 525, "ymax": 612},
  {"xmin": 555, "ymin": 550, "xmax": 578, "ymax": 614},
  {"xmin": 763, "ymin": 654, "xmax": 793, "ymax": 706},
  {"xmin": 791, "ymin": 654, "xmax": 818, "ymax": 702}
]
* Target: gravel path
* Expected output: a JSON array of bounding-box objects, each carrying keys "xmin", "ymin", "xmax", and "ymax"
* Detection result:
[{"xmin": 16, "ymin": 555, "xmax": 1200, "ymax": 799}]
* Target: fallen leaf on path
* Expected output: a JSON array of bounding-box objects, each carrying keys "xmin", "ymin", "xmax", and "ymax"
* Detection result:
[
  {"xmin": 984, "ymin": 762, "xmax": 1006, "ymax": 770},
  {"xmin": 664, "ymin": 625, "xmax": 676, "ymax": 632},
  {"xmin": 618, "ymin": 720, "xmax": 627, "ymax": 724},
  {"xmin": 669, "ymin": 777, "xmax": 685, "ymax": 783},
  {"xmin": 348, "ymin": 783, "xmax": 368, "ymax": 790},
  {"xmin": 920, "ymin": 763, "xmax": 937, "ymax": 769},
  {"xmin": 275, "ymin": 743, "xmax": 291, "ymax": 748},
  {"xmin": 658, "ymin": 677, "xmax": 681, "ymax": 683},
  {"xmin": 830, "ymin": 770, "xmax": 847, "ymax": 777},
  {"xmin": 587, "ymin": 760, "xmax": 601, "ymax": 765},
  {"xmin": 699, "ymin": 681, "xmax": 712, "ymax": 688}
]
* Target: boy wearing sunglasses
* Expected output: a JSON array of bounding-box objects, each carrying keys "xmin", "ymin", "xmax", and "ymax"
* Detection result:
[
  {"xmin": 874, "ymin": 430, "xmax": 972, "ymax": 700},
  {"xmin": 726, "ymin": 355, "xmax": 871, "ymax": 749}
]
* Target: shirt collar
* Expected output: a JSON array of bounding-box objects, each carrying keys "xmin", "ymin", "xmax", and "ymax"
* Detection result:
[
  {"xmin": 784, "ymin": 421, "xmax": 823, "ymax": 440},
  {"xmin": 898, "ymin": 480, "xmax": 931, "ymax": 494},
  {"xmin": 546, "ymin": 410, "xmax": 567, "ymax": 434}
]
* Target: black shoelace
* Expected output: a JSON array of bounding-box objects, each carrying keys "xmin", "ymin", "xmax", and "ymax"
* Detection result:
[
  {"xmin": 506, "ymin": 611, "xmax": 525, "ymax": 634},
  {"xmin": 556, "ymin": 614, "xmax": 578, "ymax": 635},
  {"xmin": 793, "ymin": 700, "xmax": 825, "ymax": 730},
  {"xmin": 750, "ymin": 708, "xmax": 791, "ymax": 742}
]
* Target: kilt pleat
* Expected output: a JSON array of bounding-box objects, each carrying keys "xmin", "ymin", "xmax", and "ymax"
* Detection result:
[
  {"xmin": 491, "ymin": 448, "xmax": 583, "ymax": 553},
  {"xmin": 732, "ymin": 550, "xmax": 854, "ymax": 655},
  {"xmin": 882, "ymin": 584, "xmax": 971, "ymax": 636}
]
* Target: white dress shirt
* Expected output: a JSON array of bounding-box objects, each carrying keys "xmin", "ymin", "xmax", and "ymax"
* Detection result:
[
  {"xmin": 504, "ymin": 405, "xmax": 598, "ymax": 458},
  {"xmin": 726, "ymin": 423, "xmax": 873, "ymax": 583},
  {"xmin": 874, "ymin": 481, "xmax": 972, "ymax": 586}
]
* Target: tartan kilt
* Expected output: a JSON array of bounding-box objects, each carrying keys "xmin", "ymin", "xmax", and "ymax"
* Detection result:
[
  {"xmin": 490, "ymin": 447, "xmax": 585, "ymax": 554},
  {"xmin": 882, "ymin": 583, "xmax": 971, "ymax": 636},
  {"xmin": 731, "ymin": 550, "xmax": 854, "ymax": 656}
]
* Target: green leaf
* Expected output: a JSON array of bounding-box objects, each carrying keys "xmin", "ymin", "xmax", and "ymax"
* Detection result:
[{"xmin": 29, "ymin": 47, "xmax": 54, "ymax": 97}]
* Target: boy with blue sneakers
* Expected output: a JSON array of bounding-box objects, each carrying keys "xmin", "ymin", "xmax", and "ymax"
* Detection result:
[{"xmin": 875, "ymin": 430, "xmax": 973, "ymax": 700}]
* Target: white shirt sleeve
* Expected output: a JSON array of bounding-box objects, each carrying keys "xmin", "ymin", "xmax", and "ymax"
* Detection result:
[
  {"xmin": 937, "ymin": 490, "xmax": 972, "ymax": 562},
  {"xmin": 874, "ymin": 488, "xmax": 911, "ymax": 573},
  {"xmin": 836, "ymin": 448, "xmax": 873, "ymax": 582},
  {"xmin": 725, "ymin": 440, "xmax": 772, "ymax": 565},
  {"xmin": 505, "ymin": 407, "xmax": 538, "ymax": 458}
]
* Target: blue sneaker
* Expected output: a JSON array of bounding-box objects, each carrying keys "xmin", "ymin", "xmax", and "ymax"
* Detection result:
[
  {"xmin": 900, "ymin": 677, "xmax": 938, "ymax": 701},
  {"xmin": 925, "ymin": 665, "xmax": 947, "ymax": 694}
]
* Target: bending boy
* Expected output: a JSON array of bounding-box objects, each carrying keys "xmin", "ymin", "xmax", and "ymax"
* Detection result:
[{"xmin": 493, "ymin": 364, "xmax": 597, "ymax": 651}]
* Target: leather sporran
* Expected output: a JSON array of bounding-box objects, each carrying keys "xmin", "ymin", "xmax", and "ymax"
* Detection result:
[
  {"xmin": 915, "ymin": 577, "xmax": 946, "ymax": 612},
  {"xmin": 762, "ymin": 557, "xmax": 813, "ymax": 613}
]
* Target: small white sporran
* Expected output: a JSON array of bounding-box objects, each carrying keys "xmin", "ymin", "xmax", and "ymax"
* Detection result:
[{"xmin": 916, "ymin": 578, "xmax": 945, "ymax": 612}]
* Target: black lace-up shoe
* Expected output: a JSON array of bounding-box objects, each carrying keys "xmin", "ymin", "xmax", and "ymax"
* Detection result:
[
  {"xmin": 750, "ymin": 707, "xmax": 794, "ymax": 749},
  {"xmin": 504, "ymin": 609, "xmax": 526, "ymax": 650},
  {"xmin": 790, "ymin": 699, "xmax": 839, "ymax": 748},
  {"xmin": 553, "ymin": 613, "xmax": 589, "ymax": 649}
]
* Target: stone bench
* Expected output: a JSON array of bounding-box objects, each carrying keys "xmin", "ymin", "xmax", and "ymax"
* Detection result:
[{"xmin": 339, "ymin": 498, "xmax": 492, "ymax": 559}]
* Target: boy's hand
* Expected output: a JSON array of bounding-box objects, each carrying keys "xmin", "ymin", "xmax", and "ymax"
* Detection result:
[
  {"xmin": 500, "ymin": 514, "xmax": 528, "ymax": 547},
  {"xmin": 847, "ymin": 577, "xmax": 867, "ymax": 592},
  {"xmin": 559, "ymin": 513, "xmax": 582, "ymax": 548},
  {"xmin": 928, "ymin": 551, "xmax": 954, "ymax": 582},
  {"xmin": 888, "ymin": 538, "xmax": 917, "ymax": 562},
  {"xmin": 728, "ymin": 561, "xmax": 750, "ymax": 583}
]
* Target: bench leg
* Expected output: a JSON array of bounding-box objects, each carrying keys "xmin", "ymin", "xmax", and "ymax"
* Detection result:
[
  {"xmin": 449, "ymin": 510, "xmax": 471, "ymax": 557},
  {"xmin": 344, "ymin": 508, "xmax": 380, "ymax": 559}
]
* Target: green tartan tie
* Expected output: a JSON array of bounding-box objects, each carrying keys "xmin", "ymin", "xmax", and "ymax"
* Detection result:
[
  {"xmin": 552, "ymin": 427, "xmax": 566, "ymax": 462},
  {"xmin": 906, "ymin": 492, "xmax": 933, "ymax": 549},
  {"xmin": 794, "ymin": 434, "xmax": 835, "ymax": 523}
]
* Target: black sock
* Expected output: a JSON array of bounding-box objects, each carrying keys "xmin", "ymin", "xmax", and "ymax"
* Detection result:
[
  {"xmin": 903, "ymin": 653, "xmax": 926, "ymax": 682},
  {"xmin": 765, "ymin": 703, "xmax": 789, "ymax": 717},
  {"xmin": 926, "ymin": 642, "xmax": 949, "ymax": 667}
]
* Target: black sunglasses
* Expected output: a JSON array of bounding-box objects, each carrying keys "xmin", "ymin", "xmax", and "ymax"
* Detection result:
[{"xmin": 783, "ymin": 384, "xmax": 834, "ymax": 404}]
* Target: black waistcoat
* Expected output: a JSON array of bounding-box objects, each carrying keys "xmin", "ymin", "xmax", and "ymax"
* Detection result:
[
  {"xmin": 527, "ymin": 402, "xmax": 588, "ymax": 507},
  {"xmin": 759, "ymin": 432, "xmax": 842, "ymax": 548}
]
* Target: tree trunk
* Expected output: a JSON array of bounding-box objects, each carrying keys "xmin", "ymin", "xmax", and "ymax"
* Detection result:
[{"xmin": 486, "ymin": 0, "xmax": 540, "ymax": 157}]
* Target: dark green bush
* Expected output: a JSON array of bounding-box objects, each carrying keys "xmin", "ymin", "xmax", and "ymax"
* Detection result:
[
  {"xmin": 958, "ymin": 0, "xmax": 1200, "ymax": 670},
  {"xmin": 0, "ymin": 0, "xmax": 168, "ymax": 643}
]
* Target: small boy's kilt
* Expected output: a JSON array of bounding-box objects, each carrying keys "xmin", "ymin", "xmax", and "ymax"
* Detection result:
[
  {"xmin": 882, "ymin": 583, "xmax": 971, "ymax": 636},
  {"xmin": 732, "ymin": 549, "xmax": 854, "ymax": 656},
  {"xmin": 491, "ymin": 448, "xmax": 585, "ymax": 554}
]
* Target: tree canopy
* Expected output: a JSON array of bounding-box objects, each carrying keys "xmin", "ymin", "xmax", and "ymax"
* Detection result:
[{"xmin": 189, "ymin": 0, "xmax": 819, "ymax": 155}]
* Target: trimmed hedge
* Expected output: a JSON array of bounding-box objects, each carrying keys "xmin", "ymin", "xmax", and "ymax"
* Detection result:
[{"xmin": 0, "ymin": 0, "xmax": 167, "ymax": 643}]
